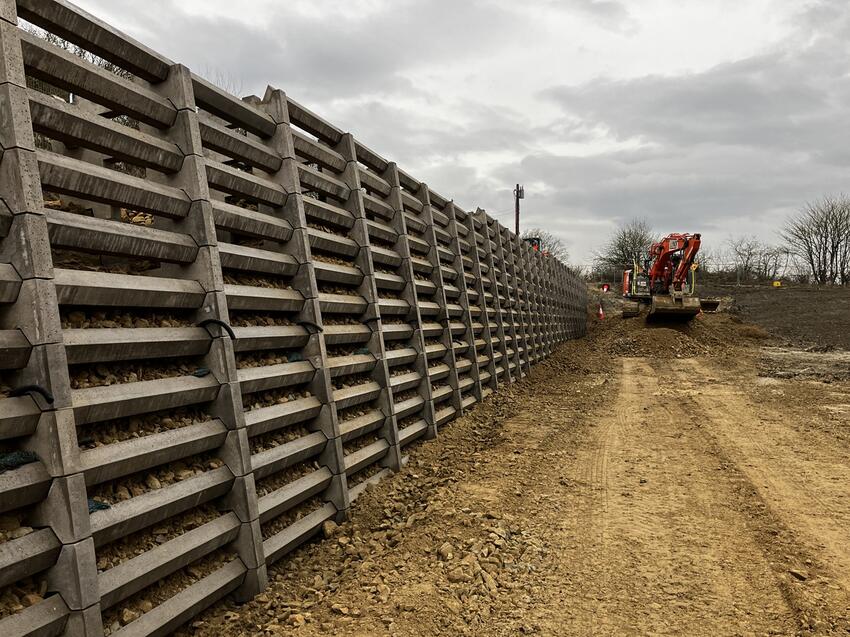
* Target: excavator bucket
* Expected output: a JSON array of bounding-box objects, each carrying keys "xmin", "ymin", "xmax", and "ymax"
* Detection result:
[
  {"xmin": 649, "ymin": 295, "xmax": 701, "ymax": 319},
  {"xmin": 622, "ymin": 300, "xmax": 641, "ymax": 318},
  {"xmin": 699, "ymin": 298, "xmax": 721, "ymax": 312}
]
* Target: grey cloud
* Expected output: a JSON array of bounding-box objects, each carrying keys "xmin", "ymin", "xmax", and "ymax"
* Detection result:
[
  {"xmin": 540, "ymin": 1, "xmax": 850, "ymax": 160},
  {"xmin": 540, "ymin": 53, "xmax": 843, "ymax": 154},
  {"xmin": 545, "ymin": 0, "xmax": 635, "ymax": 31},
  {"xmin": 77, "ymin": 0, "xmax": 526, "ymax": 101}
]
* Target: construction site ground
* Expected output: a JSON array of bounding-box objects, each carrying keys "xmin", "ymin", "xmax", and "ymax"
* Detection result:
[{"xmin": 184, "ymin": 291, "xmax": 850, "ymax": 636}]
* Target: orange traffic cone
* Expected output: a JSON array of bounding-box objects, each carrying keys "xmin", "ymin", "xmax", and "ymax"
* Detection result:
[{"xmin": 597, "ymin": 302, "xmax": 605, "ymax": 320}]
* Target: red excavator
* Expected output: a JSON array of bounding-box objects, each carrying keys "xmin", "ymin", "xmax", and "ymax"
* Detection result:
[{"xmin": 622, "ymin": 232, "xmax": 718, "ymax": 319}]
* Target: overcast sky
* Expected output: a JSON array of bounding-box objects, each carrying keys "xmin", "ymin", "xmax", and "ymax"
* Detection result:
[{"xmin": 73, "ymin": 0, "xmax": 850, "ymax": 265}]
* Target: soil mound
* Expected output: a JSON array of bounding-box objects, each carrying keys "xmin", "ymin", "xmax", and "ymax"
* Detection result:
[
  {"xmin": 595, "ymin": 312, "xmax": 769, "ymax": 359},
  {"xmin": 606, "ymin": 327, "xmax": 709, "ymax": 358}
]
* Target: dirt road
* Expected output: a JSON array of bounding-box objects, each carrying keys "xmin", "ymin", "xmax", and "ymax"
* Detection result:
[{"xmin": 187, "ymin": 314, "xmax": 850, "ymax": 636}]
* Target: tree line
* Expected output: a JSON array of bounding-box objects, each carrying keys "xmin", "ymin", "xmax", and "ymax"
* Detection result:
[{"xmin": 588, "ymin": 195, "xmax": 850, "ymax": 286}]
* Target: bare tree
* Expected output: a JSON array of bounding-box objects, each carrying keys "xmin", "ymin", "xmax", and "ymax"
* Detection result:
[
  {"xmin": 727, "ymin": 235, "xmax": 760, "ymax": 281},
  {"xmin": 564, "ymin": 263, "xmax": 588, "ymax": 279},
  {"xmin": 725, "ymin": 235, "xmax": 789, "ymax": 283},
  {"xmin": 594, "ymin": 219, "xmax": 654, "ymax": 272},
  {"xmin": 198, "ymin": 66, "xmax": 245, "ymax": 97},
  {"xmin": 754, "ymin": 246, "xmax": 789, "ymax": 281},
  {"xmin": 782, "ymin": 195, "xmax": 850, "ymax": 285},
  {"xmin": 695, "ymin": 246, "xmax": 726, "ymax": 274},
  {"xmin": 520, "ymin": 228, "xmax": 569, "ymax": 263}
]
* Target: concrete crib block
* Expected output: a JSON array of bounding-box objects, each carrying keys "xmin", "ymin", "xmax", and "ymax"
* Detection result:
[
  {"xmin": 90, "ymin": 468, "xmax": 233, "ymax": 548},
  {"xmin": 14, "ymin": 342, "xmax": 72, "ymax": 410},
  {"xmin": 236, "ymin": 360, "xmax": 315, "ymax": 395},
  {"xmin": 0, "ymin": 81, "xmax": 35, "ymax": 152},
  {"xmin": 231, "ymin": 519, "xmax": 265, "ymax": 570},
  {"xmin": 0, "ymin": 19, "xmax": 26, "ymax": 87},
  {"xmin": 38, "ymin": 152, "xmax": 190, "ymax": 218},
  {"xmin": 337, "ymin": 409, "xmax": 383, "ymax": 444},
  {"xmin": 53, "ymin": 267, "xmax": 206, "ymax": 308},
  {"xmin": 98, "ymin": 513, "xmax": 241, "ymax": 610},
  {"xmin": 0, "ymin": 232, "xmax": 50, "ymax": 302},
  {"xmin": 234, "ymin": 326, "xmax": 309, "ymax": 355},
  {"xmin": 210, "ymin": 380, "xmax": 246, "ymax": 430},
  {"xmin": 303, "ymin": 399, "xmax": 339, "ymax": 440},
  {"xmin": 0, "ymin": 394, "xmax": 39, "ymax": 440},
  {"xmin": 46, "ymin": 211, "xmax": 197, "ymax": 268},
  {"xmin": 252, "ymin": 432, "xmax": 326, "ymax": 482},
  {"xmin": 180, "ymin": 193, "xmax": 220, "ymax": 254},
  {"xmin": 324, "ymin": 472, "xmax": 350, "ymax": 522},
  {"xmin": 24, "ymin": 408, "xmax": 81, "ymax": 478},
  {"xmin": 344, "ymin": 439, "xmax": 389, "ymax": 476},
  {"xmin": 198, "ymin": 119, "xmax": 281, "ymax": 175},
  {"xmin": 0, "ymin": 527, "xmax": 60, "ymax": 588},
  {"xmin": 205, "ymin": 336, "xmax": 239, "ymax": 384},
  {"xmin": 72, "ymin": 375, "xmax": 220, "ymax": 425},
  {"xmin": 332, "ymin": 381, "xmax": 381, "ymax": 410},
  {"xmin": 31, "ymin": 473, "xmax": 91, "ymax": 545},
  {"xmin": 219, "ymin": 427, "xmax": 252, "ymax": 478},
  {"xmin": 0, "ymin": 0, "xmax": 16, "ymax": 26},
  {"xmin": 257, "ymin": 468, "xmax": 331, "ymax": 526},
  {"xmin": 218, "ymin": 243, "xmax": 298, "ymax": 279},
  {"xmin": 379, "ymin": 439, "xmax": 402, "ymax": 473},
  {"xmin": 166, "ymin": 75, "xmax": 203, "ymax": 133},
  {"xmin": 63, "ymin": 326, "xmax": 210, "ymax": 365},
  {"xmin": 80, "ymin": 420, "xmax": 226, "ymax": 487},
  {"xmin": 328, "ymin": 353, "xmax": 375, "ymax": 378},
  {"xmin": 257, "ymin": 87, "xmax": 289, "ymax": 130},
  {"xmin": 221, "ymin": 474, "xmax": 260, "ymax": 524},
  {"xmin": 225, "ymin": 284, "xmax": 303, "ymax": 313},
  {"xmin": 0, "ymin": 149, "xmax": 44, "ymax": 217},
  {"xmin": 0, "ymin": 594, "xmax": 68, "ymax": 636},
  {"xmin": 61, "ymin": 604, "xmax": 103, "ymax": 637},
  {"xmin": 195, "ymin": 78, "xmax": 275, "ymax": 137},
  {"xmin": 47, "ymin": 537, "xmax": 98, "ymax": 611},
  {"xmin": 196, "ymin": 289, "xmax": 231, "ymax": 330},
  {"xmin": 318, "ymin": 434, "xmax": 346, "ymax": 477},
  {"xmin": 233, "ymin": 564, "xmax": 268, "ymax": 603},
  {"xmin": 0, "ymin": 458, "xmax": 49, "ymax": 513},
  {"xmin": 184, "ymin": 242, "xmax": 226, "ymax": 292},
  {"xmin": 262, "ymin": 504, "xmax": 335, "ymax": 564}
]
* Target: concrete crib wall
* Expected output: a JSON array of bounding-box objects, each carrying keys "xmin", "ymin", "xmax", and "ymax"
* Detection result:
[{"xmin": 0, "ymin": 1, "xmax": 588, "ymax": 635}]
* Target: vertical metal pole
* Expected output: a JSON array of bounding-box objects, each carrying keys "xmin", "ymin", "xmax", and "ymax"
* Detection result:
[{"xmin": 514, "ymin": 184, "xmax": 520, "ymax": 236}]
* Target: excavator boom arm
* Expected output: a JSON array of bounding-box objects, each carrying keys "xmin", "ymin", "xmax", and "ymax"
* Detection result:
[
  {"xmin": 647, "ymin": 233, "xmax": 701, "ymax": 293},
  {"xmin": 673, "ymin": 234, "xmax": 700, "ymax": 290}
]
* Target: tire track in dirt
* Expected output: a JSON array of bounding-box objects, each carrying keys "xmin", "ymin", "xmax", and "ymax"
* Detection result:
[
  {"xmin": 549, "ymin": 356, "xmax": 798, "ymax": 636},
  {"xmin": 669, "ymin": 357, "xmax": 850, "ymax": 632},
  {"xmin": 677, "ymin": 358, "xmax": 850, "ymax": 570}
]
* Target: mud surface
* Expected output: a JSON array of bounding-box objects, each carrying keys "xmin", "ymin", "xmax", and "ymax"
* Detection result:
[
  {"xmin": 183, "ymin": 309, "xmax": 850, "ymax": 636},
  {"xmin": 700, "ymin": 284, "xmax": 850, "ymax": 349}
]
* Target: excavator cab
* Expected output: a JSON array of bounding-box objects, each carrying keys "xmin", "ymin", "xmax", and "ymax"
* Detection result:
[{"xmin": 622, "ymin": 260, "xmax": 651, "ymax": 317}]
